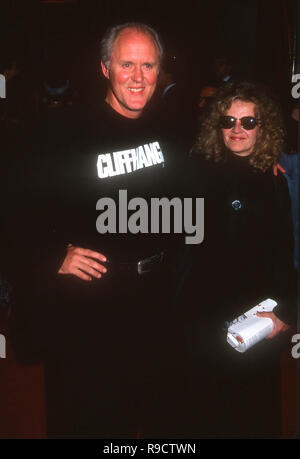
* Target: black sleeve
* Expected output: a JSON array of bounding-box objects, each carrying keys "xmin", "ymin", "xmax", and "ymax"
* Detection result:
[{"xmin": 271, "ymin": 172, "xmax": 297, "ymax": 325}]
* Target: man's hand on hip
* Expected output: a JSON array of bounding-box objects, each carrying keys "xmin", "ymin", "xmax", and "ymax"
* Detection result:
[{"xmin": 58, "ymin": 245, "xmax": 107, "ymax": 281}]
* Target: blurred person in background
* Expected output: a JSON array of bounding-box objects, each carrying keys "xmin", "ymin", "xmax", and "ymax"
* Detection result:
[{"xmin": 280, "ymin": 103, "xmax": 298, "ymax": 269}]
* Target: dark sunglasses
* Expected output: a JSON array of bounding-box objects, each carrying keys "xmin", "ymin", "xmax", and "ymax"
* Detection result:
[{"xmin": 219, "ymin": 116, "xmax": 261, "ymax": 130}]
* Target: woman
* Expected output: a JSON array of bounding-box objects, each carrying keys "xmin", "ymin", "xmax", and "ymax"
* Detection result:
[{"xmin": 184, "ymin": 81, "xmax": 296, "ymax": 438}]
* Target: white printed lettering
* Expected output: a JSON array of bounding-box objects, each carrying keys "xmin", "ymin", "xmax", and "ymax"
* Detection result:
[{"xmin": 96, "ymin": 142, "xmax": 164, "ymax": 179}]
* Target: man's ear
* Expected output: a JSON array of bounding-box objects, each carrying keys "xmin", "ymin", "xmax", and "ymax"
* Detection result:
[{"xmin": 101, "ymin": 61, "xmax": 109, "ymax": 79}]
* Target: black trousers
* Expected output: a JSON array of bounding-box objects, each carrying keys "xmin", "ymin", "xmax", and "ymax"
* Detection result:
[{"xmin": 42, "ymin": 263, "xmax": 188, "ymax": 438}]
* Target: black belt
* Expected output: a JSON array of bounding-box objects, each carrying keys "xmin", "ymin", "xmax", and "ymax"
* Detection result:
[{"xmin": 111, "ymin": 252, "xmax": 165, "ymax": 276}]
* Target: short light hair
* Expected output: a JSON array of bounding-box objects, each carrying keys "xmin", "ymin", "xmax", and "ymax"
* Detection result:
[{"xmin": 100, "ymin": 22, "xmax": 163, "ymax": 69}]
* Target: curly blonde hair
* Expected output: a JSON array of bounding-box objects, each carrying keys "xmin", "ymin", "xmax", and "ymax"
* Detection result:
[{"xmin": 193, "ymin": 81, "xmax": 285, "ymax": 172}]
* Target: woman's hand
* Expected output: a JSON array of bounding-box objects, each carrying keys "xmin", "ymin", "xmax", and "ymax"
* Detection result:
[{"xmin": 256, "ymin": 311, "xmax": 290, "ymax": 339}]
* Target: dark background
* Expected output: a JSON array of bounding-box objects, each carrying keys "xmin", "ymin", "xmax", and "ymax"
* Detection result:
[
  {"xmin": 0, "ymin": 0, "xmax": 298, "ymax": 440},
  {"xmin": 0, "ymin": 0, "xmax": 297, "ymax": 112}
]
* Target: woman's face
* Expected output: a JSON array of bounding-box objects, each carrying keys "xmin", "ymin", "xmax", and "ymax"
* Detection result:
[{"xmin": 221, "ymin": 100, "xmax": 259, "ymax": 157}]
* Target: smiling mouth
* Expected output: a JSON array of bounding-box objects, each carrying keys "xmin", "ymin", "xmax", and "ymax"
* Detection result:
[
  {"xmin": 128, "ymin": 87, "xmax": 144, "ymax": 93},
  {"xmin": 230, "ymin": 137, "xmax": 245, "ymax": 141}
]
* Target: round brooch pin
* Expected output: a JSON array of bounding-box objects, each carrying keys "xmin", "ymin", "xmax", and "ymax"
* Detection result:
[{"xmin": 232, "ymin": 200, "xmax": 242, "ymax": 211}]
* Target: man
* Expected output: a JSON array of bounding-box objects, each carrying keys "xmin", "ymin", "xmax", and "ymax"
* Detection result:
[
  {"xmin": 13, "ymin": 22, "xmax": 186, "ymax": 439},
  {"xmin": 198, "ymin": 85, "xmax": 217, "ymax": 109},
  {"xmin": 58, "ymin": 24, "xmax": 164, "ymax": 280},
  {"xmin": 213, "ymin": 55, "xmax": 233, "ymax": 84}
]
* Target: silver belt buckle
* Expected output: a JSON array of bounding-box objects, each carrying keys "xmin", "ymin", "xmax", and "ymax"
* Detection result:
[{"xmin": 137, "ymin": 252, "xmax": 164, "ymax": 275}]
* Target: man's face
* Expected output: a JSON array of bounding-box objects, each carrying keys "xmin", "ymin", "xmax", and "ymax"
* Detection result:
[
  {"xmin": 214, "ymin": 58, "xmax": 231, "ymax": 81},
  {"xmin": 198, "ymin": 86, "xmax": 217, "ymax": 108},
  {"xmin": 101, "ymin": 28, "xmax": 160, "ymax": 119}
]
